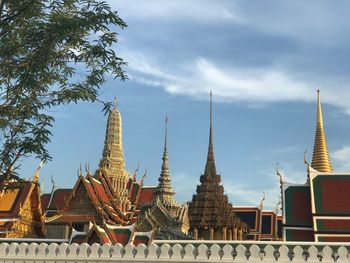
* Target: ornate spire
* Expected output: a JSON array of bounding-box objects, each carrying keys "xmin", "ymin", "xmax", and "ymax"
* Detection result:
[
  {"xmin": 97, "ymin": 97, "xmax": 130, "ymax": 207},
  {"xmin": 311, "ymin": 90, "xmax": 333, "ymax": 173},
  {"xmin": 204, "ymin": 91, "xmax": 217, "ymax": 177},
  {"xmin": 156, "ymin": 115, "xmax": 177, "ymax": 207},
  {"xmin": 189, "ymin": 92, "xmax": 240, "ymax": 237}
]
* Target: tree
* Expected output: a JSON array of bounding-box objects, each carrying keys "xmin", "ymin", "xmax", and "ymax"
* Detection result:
[{"xmin": 0, "ymin": 0, "xmax": 127, "ymax": 183}]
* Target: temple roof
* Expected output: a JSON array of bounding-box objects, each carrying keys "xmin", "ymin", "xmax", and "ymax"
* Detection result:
[
  {"xmin": 311, "ymin": 90, "xmax": 333, "ymax": 173},
  {"xmin": 46, "ymin": 171, "xmax": 130, "ymax": 225},
  {"xmin": 0, "ymin": 179, "xmax": 45, "ymax": 237},
  {"xmin": 84, "ymin": 222, "xmax": 153, "ymax": 245}
]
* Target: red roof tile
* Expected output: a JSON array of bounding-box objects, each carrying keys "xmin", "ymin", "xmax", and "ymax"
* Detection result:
[{"xmin": 138, "ymin": 187, "xmax": 156, "ymax": 206}]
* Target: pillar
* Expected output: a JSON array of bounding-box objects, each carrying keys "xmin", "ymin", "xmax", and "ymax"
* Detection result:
[
  {"xmin": 222, "ymin": 226, "xmax": 227, "ymax": 241},
  {"xmin": 194, "ymin": 227, "xmax": 198, "ymax": 240},
  {"xmin": 239, "ymin": 228, "xmax": 243, "ymax": 240},
  {"xmin": 227, "ymin": 228, "xmax": 232, "ymax": 240},
  {"xmin": 234, "ymin": 227, "xmax": 238, "ymax": 240},
  {"xmin": 209, "ymin": 227, "xmax": 214, "ymax": 240}
]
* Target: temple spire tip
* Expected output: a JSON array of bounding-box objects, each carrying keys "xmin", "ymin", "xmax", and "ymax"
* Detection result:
[{"xmin": 311, "ymin": 89, "xmax": 333, "ymax": 173}]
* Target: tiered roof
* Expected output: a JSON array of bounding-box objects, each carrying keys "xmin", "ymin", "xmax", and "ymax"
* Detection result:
[{"xmin": 46, "ymin": 170, "xmax": 133, "ymax": 225}]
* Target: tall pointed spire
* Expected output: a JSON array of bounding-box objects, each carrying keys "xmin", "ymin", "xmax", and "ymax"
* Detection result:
[
  {"xmin": 204, "ymin": 90, "xmax": 217, "ymax": 177},
  {"xmin": 156, "ymin": 115, "xmax": 177, "ymax": 207},
  {"xmin": 311, "ymin": 90, "xmax": 333, "ymax": 173},
  {"xmin": 97, "ymin": 97, "xmax": 130, "ymax": 207},
  {"xmin": 189, "ymin": 91, "xmax": 242, "ymax": 240}
]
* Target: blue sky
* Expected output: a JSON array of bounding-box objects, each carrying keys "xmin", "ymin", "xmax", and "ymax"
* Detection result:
[{"xmin": 21, "ymin": 1, "xmax": 350, "ymax": 209}]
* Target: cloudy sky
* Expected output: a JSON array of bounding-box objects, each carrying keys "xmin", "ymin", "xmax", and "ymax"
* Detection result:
[{"xmin": 21, "ymin": 1, "xmax": 350, "ymax": 209}]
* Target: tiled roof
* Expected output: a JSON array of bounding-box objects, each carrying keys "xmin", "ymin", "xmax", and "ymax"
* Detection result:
[{"xmin": 138, "ymin": 187, "xmax": 157, "ymax": 206}]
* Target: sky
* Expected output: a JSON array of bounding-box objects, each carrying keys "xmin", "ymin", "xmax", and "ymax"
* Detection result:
[{"xmin": 20, "ymin": 0, "xmax": 350, "ymax": 210}]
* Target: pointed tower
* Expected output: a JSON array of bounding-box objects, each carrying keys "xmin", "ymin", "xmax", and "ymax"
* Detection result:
[
  {"xmin": 97, "ymin": 97, "xmax": 130, "ymax": 209},
  {"xmin": 155, "ymin": 116, "xmax": 179, "ymax": 214},
  {"xmin": 189, "ymin": 92, "xmax": 245, "ymax": 241},
  {"xmin": 311, "ymin": 90, "xmax": 333, "ymax": 173}
]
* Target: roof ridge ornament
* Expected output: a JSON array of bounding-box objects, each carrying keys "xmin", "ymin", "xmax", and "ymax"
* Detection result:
[{"xmin": 33, "ymin": 161, "xmax": 43, "ymax": 183}]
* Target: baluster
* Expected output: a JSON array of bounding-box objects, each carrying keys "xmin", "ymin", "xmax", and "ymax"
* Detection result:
[
  {"xmin": 184, "ymin": 244, "xmax": 195, "ymax": 260},
  {"xmin": 147, "ymin": 243, "xmax": 159, "ymax": 259},
  {"xmin": 159, "ymin": 244, "xmax": 171, "ymax": 259},
  {"xmin": 278, "ymin": 245, "xmax": 290, "ymax": 262},
  {"xmin": 321, "ymin": 246, "xmax": 334, "ymax": 263},
  {"xmin": 337, "ymin": 246, "xmax": 348, "ymax": 263},
  {"xmin": 292, "ymin": 246, "xmax": 304, "ymax": 262},
  {"xmin": 307, "ymin": 246, "xmax": 319, "ymax": 262},
  {"xmin": 236, "ymin": 244, "xmax": 247, "ymax": 261},
  {"xmin": 197, "ymin": 244, "xmax": 209, "ymax": 260},
  {"xmin": 171, "ymin": 244, "xmax": 183, "ymax": 260},
  {"xmin": 124, "ymin": 243, "xmax": 135, "ymax": 259},
  {"xmin": 264, "ymin": 245, "xmax": 276, "ymax": 262},
  {"xmin": 222, "ymin": 244, "xmax": 233, "ymax": 261}
]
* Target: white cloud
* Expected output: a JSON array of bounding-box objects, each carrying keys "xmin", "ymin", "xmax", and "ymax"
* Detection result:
[
  {"xmin": 120, "ymin": 48, "xmax": 350, "ymax": 113},
  {"xmin": 332, "ymin": 146, "xmax": 350, "ymax": 172},
  {"xmin": 237, "ymin": 2, "xmax": 350, "ymax": 46},
  {"xmin": 225, "ymin": 183, "xmax": 280, "ymax": 210},
  {"xmin": 112, "ymin": 0, "xmax": 239, "ymax": 24},
  {"xmin": 124, "ymin": 50, "xmax": 314, "ymax": 101}
]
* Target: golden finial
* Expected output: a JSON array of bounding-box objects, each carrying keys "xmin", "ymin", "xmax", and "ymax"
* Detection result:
[
  {"xmin": 33, "ymin": 161, "xmax": 43, "ymax": 183},
  {"xmin": 79, "ymin": 163, "xmax": 83, "ymax": 177},
  {"xmin": 141, "ymin": 169, "xmax": 147, "ymax": 186},
  {"xmin": 114, "ymin": 96, "xmax": 117, "ymax": 109},
  {"xmin": 133, "ymin": 162, "xmax": 140, "ymax": 181},
  {"xmin": 304, "ymin": 150, "xmax": 309, "ymax": 165},
  {"xmin": 276, "ymin": 162, "xmax": 283, "ymax": 185},
  {"xmin": 260, "ymin": 192, "xmax": 266, "ymax": 210},
  {"xmin": 311, "ymin": 89, "xmax": 333, "ymax": 173}
]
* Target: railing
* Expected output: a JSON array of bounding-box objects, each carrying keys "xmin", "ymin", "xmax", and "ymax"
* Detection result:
[{"xmin": 0, "ymin": 241, "xmax": 349, "ymax": 262}]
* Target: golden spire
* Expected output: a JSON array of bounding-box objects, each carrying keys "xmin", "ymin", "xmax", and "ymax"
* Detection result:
[
  {"xmin": 97, "ymin": 97, "xmax": 130, "ymax": 205},
  {"xmin": 311, "ymin": 90, "xmax": 333, "ymax": 173},
  {"xmin": 156, "ymin": 115, "xmax": 177, "ymax": 205}
]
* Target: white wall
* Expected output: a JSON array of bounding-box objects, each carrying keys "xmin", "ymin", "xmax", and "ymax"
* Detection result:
[{"xmin": 0, "ymin": 241, "xmax": 349, "ymax": 262}]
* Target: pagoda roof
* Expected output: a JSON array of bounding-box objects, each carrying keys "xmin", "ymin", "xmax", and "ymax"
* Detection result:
[
  {"xmin": 189, "ymin": 92, "xmax": 239, "ymax": 229},
  {"xmin": 47, "ymin": 172, "xmax": 129, "ymax": 225}
]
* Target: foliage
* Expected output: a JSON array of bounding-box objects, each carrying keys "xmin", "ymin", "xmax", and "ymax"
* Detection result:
[{"xmin": 0, "ymin": 0, "xmax": 127, "ymax": 182}]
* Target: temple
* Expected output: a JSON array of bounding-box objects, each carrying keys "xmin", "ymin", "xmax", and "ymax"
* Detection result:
[
  {"xmin": 189, "ymin": 92, "xmax": 247, "ymax": 240},
  {"xmin": 42, "ymin": 97, "xmax": 188, "ymax": 243},
  {"xmin": 0, "ymin": 164, "xmax": 45, "ymax": 238},
  {"xmin": 282, "ymin": 90, "xmax": 350, "ymax": 242}
]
